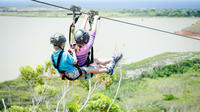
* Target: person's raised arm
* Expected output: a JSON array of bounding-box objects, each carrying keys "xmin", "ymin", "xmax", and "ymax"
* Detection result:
[
  {"xmin": 91, "ymin": 15, "xmax": 100, "ymax": 33},
  {"xmin": 72, "ymin": 49, "xmax": 78, "ymax": 65},
  {"xmin": 81, "ymin": 15, "xmax": 90, "ymax": 30}
]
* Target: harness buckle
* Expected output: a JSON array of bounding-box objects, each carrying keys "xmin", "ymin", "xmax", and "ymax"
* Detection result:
[{"xmin": 61, "ymin": 73, "xmax": 65, "ymax": 80}]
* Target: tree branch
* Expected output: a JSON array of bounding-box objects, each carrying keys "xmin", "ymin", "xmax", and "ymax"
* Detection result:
[
  {"xmin": 91, "ymin": 80, "xmax": 98, "ymax": 94},
  {"xmin": 78, "ymin": 79, "xmax": 92, "ymax": 112},
  {"xmin": 56, "ymin": 80, "xmax": 73, "ymax": 112},
  {"xmin": 2, "ymin": 98, "xmax": 7, "ymax": 112},
  {"xmin": 107, "ymin": 65, "xmax": 123, "ymax": 112}
]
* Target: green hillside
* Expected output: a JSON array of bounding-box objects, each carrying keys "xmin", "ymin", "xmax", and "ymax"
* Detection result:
[
  {"xmin": 124, "ymin": 52, "xmax": 200, "ymax": 70},
  {"xmin": 123, "ymin": 52, "xmax": 200, "ymax": 79},
  {"xmin": 0, "ymin": 52, "xmax": 200, "ymax": 112}
]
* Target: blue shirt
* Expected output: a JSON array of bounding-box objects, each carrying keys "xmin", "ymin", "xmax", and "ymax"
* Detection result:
[{"xmin": 51, "ymin": 50, "xmax": 75, "ymax": 73}]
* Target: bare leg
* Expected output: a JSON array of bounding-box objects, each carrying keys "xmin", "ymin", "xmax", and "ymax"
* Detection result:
[
  {"xmin": 86, "ymin": 66, "xmax": 108, "ymax": 74},
  {"xmin": 94, "ymin": 58, "xmax": 112, "ymax": 66}
]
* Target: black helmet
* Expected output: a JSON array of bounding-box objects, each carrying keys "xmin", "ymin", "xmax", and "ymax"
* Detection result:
[
  {"xmin": 74, "ymin": 29, "xmax": 89, "ymax": 45},
  {"xmin": 50, "ymin": 33, "xmax": 66, "ymax": 46}
]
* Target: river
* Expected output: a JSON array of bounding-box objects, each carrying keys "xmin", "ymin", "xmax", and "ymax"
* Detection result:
[{"xmin": 0, "ymin": 16, "xmax": 200, "ymax": 82}]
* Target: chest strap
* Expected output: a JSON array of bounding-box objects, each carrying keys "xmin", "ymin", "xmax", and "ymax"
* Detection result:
[{"xmin": 51, "ymin": 50, "xmax": 82, "ymax": 80}]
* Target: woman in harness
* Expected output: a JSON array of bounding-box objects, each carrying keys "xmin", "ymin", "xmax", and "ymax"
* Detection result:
[
  {"xmin": 73, "ymin": 15, "xmax": 122, "ymax": 75},
  {"xmin": 50, "ymin": 33, "xmax": 122, "ymax": 80}
]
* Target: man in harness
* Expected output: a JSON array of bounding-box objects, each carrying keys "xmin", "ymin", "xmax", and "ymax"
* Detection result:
[{"xmin": 50, "ymin": 32, "xmax": 122, "ymax": 80}]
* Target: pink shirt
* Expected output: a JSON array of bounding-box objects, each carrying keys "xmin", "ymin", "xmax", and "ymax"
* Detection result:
[{"xmin": 72, "ymin": 31, "xmax": 96, "ymax": 66}]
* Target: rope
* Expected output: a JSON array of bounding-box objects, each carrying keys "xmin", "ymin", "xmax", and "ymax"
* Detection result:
[{"xmin": 31, "ymin": 0, "xmax": 200, "ymax": 41}]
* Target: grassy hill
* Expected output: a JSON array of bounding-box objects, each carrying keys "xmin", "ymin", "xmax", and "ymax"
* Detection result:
[
  {"xmin": 0, "ymin": 52, "xmax": 200, "ymax": 112},
  {"xmin": 123, "ymin": 52, "xmax": 200, "ymax": 79}
]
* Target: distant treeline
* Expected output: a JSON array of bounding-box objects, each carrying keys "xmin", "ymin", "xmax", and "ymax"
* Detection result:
[
  {"xmin": 118, "ymin": 9, "xmax": 200, "ymax": 17},
  {"xmin": 1, "ymin": 7, "xmax": 200, "ymax": 17}
]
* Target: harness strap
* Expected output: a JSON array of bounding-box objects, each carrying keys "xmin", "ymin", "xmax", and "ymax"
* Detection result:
[
  {"xmin": 69, "ymin": 24, "xmax": 75, "ymax": 48},
  {"xmin": 77, "ymin": 49, "xmax": 94, "ymax": 78},
  {"xmin": 91, "ymin": 47, "xmax": 94, "ymax": 64},
  {"xmin": 90, "ymin": 47, "xmax": 94, "ymax": 77},
  {"xmin": 51, "ymin": 50, "xmax": 83, "ymax": 80},
  {"xmin": 51, "ymin": 50, "xmax": 64, "ymax": 72},
  {"xmin": 69, "ymin": 15, "xmax": 80, "ymax": 48}
]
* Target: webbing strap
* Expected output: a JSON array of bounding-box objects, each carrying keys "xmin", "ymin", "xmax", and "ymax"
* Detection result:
[
  {"xmin": 69, "ymin": 24, "xmax": 74, "ymax": 48},
  {"xmin": 69, "ymin": 16, "xmax": 80, "ymax": 48},
  {"xmin": 51, "ymin": 50, "xmax": 64, "ymax": 73},
  {"xmin": 51, "ymin": 50, "xmax": 83, "ymax": 80},
  {"xmin": 90, "ymin": 47, "xmax": 94, "ymax": 77},
  {"xmin": 91, "ymin": 47, "xmax": 94, "ymax": 64}
]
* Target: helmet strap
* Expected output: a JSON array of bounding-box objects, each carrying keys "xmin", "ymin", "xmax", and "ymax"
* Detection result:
[
  {"xmin": 59, "ymin": 46, "xmax": 64, "ymax": 50},
  {"xmin": 54, "ymin": 44, "xmax": 64, "ymax": 50}
]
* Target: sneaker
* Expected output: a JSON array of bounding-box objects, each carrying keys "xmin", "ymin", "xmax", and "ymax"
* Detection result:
[
  {"xmin": 108, "ymin": 53, "xmax": 123, "ymax": 75},
  {"xmin": 113, "ymin": 53, "xmax": 123, "ymax": 65}
]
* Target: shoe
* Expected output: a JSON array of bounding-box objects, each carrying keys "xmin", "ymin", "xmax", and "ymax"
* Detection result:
[
  {"xmin": 107, "ymin": 53, "xmax": 123, "ymax": 75},
  {"xmin": 113, "ymin": 53, "xmax": 123, "ymax": 65}
]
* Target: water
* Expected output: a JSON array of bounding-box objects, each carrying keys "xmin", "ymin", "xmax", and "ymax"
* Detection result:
[{"xmin": 0, "ymin": 16, "xmax": 200, "ymax": 82}]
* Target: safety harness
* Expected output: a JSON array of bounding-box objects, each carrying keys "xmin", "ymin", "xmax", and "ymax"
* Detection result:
[
  {"xmin": 68, "ymin": 8, "xmax": 99, "ymax": 79},
  {"xmin": 51, "ymin": 6, "xmax": 99, "ymax": 80},
  {"xmin": 51, "ymin": 50, "xmax": 83, "ymax": 80}
]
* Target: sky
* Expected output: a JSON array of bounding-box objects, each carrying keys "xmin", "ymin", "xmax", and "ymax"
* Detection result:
[
  {"xmin": 0, "ymin": 0, "xmax": 200, "ymax": 8},
  {"xmin": 1, "ymin": 0, "xmax": 200, "ymax": 1}
]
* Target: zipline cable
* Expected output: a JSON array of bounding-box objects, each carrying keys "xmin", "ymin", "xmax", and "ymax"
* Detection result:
[
  {"xmin": 101, "ymin": 17, "xmax": 200, "ymax": 41},
  {"xmin": 31, "ymin": 0, "xmax": 200, "ymax": 41}
]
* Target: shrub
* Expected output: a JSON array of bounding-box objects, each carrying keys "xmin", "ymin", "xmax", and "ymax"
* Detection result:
[
  {"xmin": 163, "ymin": 94, "xmax": 177, "ymax": 101},
  {"xmin": 66, "ymin": 102, "xmax": 80, "ymax": 112},
  {"xmin": 84, "ymin": 93, "xmax": 121, "ymax": 112},
  {"xmin": 141, "ymin": 58, "xmax": 200, "ymax": 79}
]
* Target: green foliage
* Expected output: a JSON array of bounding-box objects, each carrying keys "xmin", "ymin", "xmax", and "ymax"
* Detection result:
[
  {"xmin": 78, "ymin": 80, "xmax": 90, "ymax": 90},
  {"xmin": 34, "ymin": 85, "xmax": 57, "ymax": 96},
  {"xmin": 1, "ymin": 53, "xmax": 200, "ymax": 112},
  {"xmin": 135, "ymin": 106, "xmax": 167, "ymax": 112},
  {"xmin": 123, "ymin": 52, "xmax": 200, "ymax": 70},
  {"xmin": 35, "ymin": 64, "xmax": 44, "ymax": 75},
  {"xmin": 163, "ymin": 94, "xmax": 177, "ymax": 101},
  {"xmin": 66, "ymin": 102, "xmax": 80, "ymax": 112},
  {"xmin": 8, "ymin": 106, "xmax": 24, "ymax": 112},
  {"xmin": 140, "ymin": 58, "xmax": 200, "ymax": 79},
  {"xmin": 8, "ymin": 106, "xmax": 42, "ymax": 112},
  {"xmin": 119, "ymin": 9, "xmax": 200, "ymax": 17},
  {"xmin": 19, "ymin": 66, "xmax": 43, "ymax": 85},
  {"xmin": 44, "ymin": 60, "xmax": 56, "ymax": 75},
  {"xmin": 96, "ymin": 73, "xmax": 116, "ymax": 88},
  {"xmin": 78, "ymin": 73, "xmax": 116, "ymax": 90},
  {"xmin": 1, "ymin": 8, "xmax": 200, "ymax": 17},
  {"xmin": 84, "ymin": 93, "xmax": 121, "ymax": 112},
  {"xmin": 19, "ymin": 60, "xmax": 56, "ymax": 85},
  {"xmin": 0, "ymin": 78, "xmax": 31, "ymax": 110}
]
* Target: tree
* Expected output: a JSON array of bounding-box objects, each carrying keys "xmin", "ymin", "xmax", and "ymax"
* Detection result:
[{"xmin": 19, "ymin": 60, "xmax": 57, "ymax": 112}]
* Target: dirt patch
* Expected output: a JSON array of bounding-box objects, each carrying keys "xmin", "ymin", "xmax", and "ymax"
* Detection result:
[
  {"xmin": 195, "ymin": 20, "xmax": 200, "ymax": 25},
  {"xmin": 177, "ymin": 30, "xmax": 200, "ymax": 37},
  {"xmin": 177, "ymin": 20, "xmax": 200, "ymax": 38}
]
